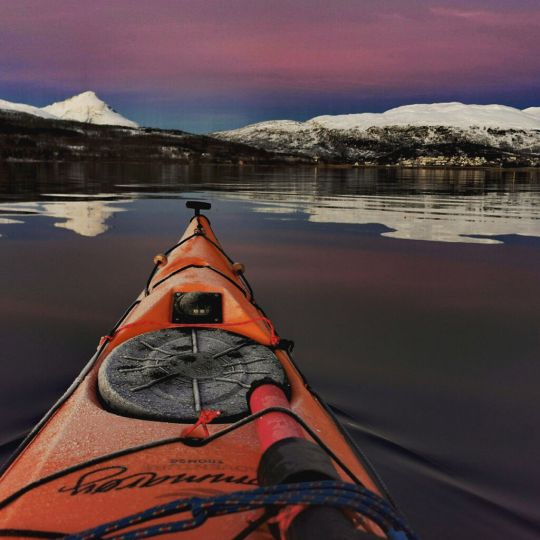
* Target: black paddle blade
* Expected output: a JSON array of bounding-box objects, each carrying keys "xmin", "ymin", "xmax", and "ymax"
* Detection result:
[{"xmin": 186, "ymin": 200, "xmax": 212, "ymax": 216}]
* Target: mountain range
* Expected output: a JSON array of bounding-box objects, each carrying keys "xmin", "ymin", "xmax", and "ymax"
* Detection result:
[
  {"xmin": 213, "ymin": 103, "xmax": 540, "ymax": 166},
  {"xmin": 1, "ymin": 92, "xmax": 539, "ymax": 166}
]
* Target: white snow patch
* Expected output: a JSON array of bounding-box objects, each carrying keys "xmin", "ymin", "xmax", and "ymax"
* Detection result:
[
  {"xmin": 0, "ymin": 98, "xmax": 57, "ymax": 119},
  {"xmin": 523, "ymin": 107, "xmax": 540, "ymax": 119}
]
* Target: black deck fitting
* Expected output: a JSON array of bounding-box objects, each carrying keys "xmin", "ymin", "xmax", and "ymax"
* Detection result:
[{"xmin": 186, "ymin": 200, "xmax": 212, "ymax": 217}]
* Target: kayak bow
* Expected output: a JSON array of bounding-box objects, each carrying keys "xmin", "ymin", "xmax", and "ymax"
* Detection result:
[{"xmin": 0, "ymin": 202, "xmax": 416, "ymax": 540}]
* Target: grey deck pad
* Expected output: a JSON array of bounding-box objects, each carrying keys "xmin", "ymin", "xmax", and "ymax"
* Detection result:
[{"xmin": 98, "ymin": 328, "xmax": 286, "ymax": 422}]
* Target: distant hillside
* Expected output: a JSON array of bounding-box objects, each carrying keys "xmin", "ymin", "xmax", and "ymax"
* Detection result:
[
  {"xmin": 0, "ymin": 109, "xmax": 307, "ymax": 164},
  {"xmin": 213, "ymin": 103, "xmax": 540, "ymax": 167}
]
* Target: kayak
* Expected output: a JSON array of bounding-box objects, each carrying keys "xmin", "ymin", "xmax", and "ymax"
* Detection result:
[{"xmin": 0, "ymin": 201, "xmax": 416, "ymax": 540}]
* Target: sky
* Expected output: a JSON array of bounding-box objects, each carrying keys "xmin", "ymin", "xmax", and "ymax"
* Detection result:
[{"xmin": 0, "ymin": 0, "xmax": 539, "ymax": 133}]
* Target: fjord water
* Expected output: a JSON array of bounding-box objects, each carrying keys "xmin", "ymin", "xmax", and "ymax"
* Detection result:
[{"xmin": 1, "ymin": 162, "xmax": 539, "ymax": 540}]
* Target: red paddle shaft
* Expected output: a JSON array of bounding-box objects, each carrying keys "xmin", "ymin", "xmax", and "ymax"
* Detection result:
[
  {"xmin": 248, "ymin": 383, "xmax": 369, "ymax": 540},
  {"xmin": 248, "ymin": 384, "xmax": 304, "ymax": 450}
]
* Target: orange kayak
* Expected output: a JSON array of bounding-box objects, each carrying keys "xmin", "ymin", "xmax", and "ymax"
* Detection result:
[{"xmin": 0, "ymin": 202, "xmax": 415, "ymax": 540}]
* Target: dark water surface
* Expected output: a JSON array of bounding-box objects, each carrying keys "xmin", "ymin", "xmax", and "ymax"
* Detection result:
[{"xmin": 1, "ymin": 162, "xmax": 539, "ymax": 539}]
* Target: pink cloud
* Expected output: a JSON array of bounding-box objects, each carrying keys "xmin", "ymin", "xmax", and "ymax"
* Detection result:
[{"xmin": 430, "ymin": 6, "xmax": 540, "ymax": 25}]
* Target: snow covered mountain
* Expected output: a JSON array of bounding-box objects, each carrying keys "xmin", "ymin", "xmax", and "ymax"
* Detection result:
[
  {"xmin": 214, "ymin": 103, "xmax": 540, "ymax": 166},
  {"xmin": 0, "ymin": 91, "xmax": 138, "ymax": 128},
  {"xmin": 42, "ymin": 91, "xmax": 138, "ymax": 127},
  {"xmin": 309, "ymin": 103, "xmax": 540, "ymax": 130}
]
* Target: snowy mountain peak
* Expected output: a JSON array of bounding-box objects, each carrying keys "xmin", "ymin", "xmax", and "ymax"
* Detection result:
[
  {"xmin": 0, "ymin": 91, "xmax": 138, "ymax": 128},
  {"xmin": 42, "ymin": 91, "xmax": 138, "ymax": 128},
  {"xmin": 78, "ymin": 90, "xmax": 98, "ymax": 99}
]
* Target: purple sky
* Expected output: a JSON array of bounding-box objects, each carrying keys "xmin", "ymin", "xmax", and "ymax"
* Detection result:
[{"xmin": 1, "ymin": 0, "xmax": 539, "ymax": 132}]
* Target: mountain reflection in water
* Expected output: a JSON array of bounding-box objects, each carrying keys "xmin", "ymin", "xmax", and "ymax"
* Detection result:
[
  {"xmin": 0, "ymin": 162, "xmax": 539, "ymax": 540},
  {"xmin": 238, "ymin": 190, "xmax": 540, "ymax": 244},
  {"xmin": 0, "ymin": 198, "xmax": 131, "ymax": 237},
  {"xmin": 1, "ymin": 163, "xmax": 538, "ymax": 243}
]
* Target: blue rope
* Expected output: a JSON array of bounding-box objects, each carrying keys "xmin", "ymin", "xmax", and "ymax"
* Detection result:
[{"xmin": 64, "ymin": 481, "xmax": 418, "ymax": 540}]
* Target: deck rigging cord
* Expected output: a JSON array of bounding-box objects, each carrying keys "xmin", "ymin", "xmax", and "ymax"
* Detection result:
[
  {"xmin": 0, "ymin": 406, "xmax": 366, "ymax": 512},
  {"xmin": 144, "ymin": 217, "xmax": 254, "ymax": 301},
  {"xmin": 62, "ymin": 481, "xmax": 417, "ymax": 540},
  {"xmin": 0, "ymin": 405, "xmax": 419, "ymax": 540},
  {"xmin": 99, "ymin": 315, "xmax": 281, "ymax": 349}
]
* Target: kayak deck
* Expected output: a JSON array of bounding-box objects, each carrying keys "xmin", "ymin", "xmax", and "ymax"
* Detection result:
[{"xmin": 0, "ymin": 209, "xmax": 395, "ymax": 539}]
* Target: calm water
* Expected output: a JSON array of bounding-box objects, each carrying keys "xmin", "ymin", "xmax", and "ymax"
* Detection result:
[{"xmin": 1, "ymin": 162, "xmax": 539, "ymax": 539}]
